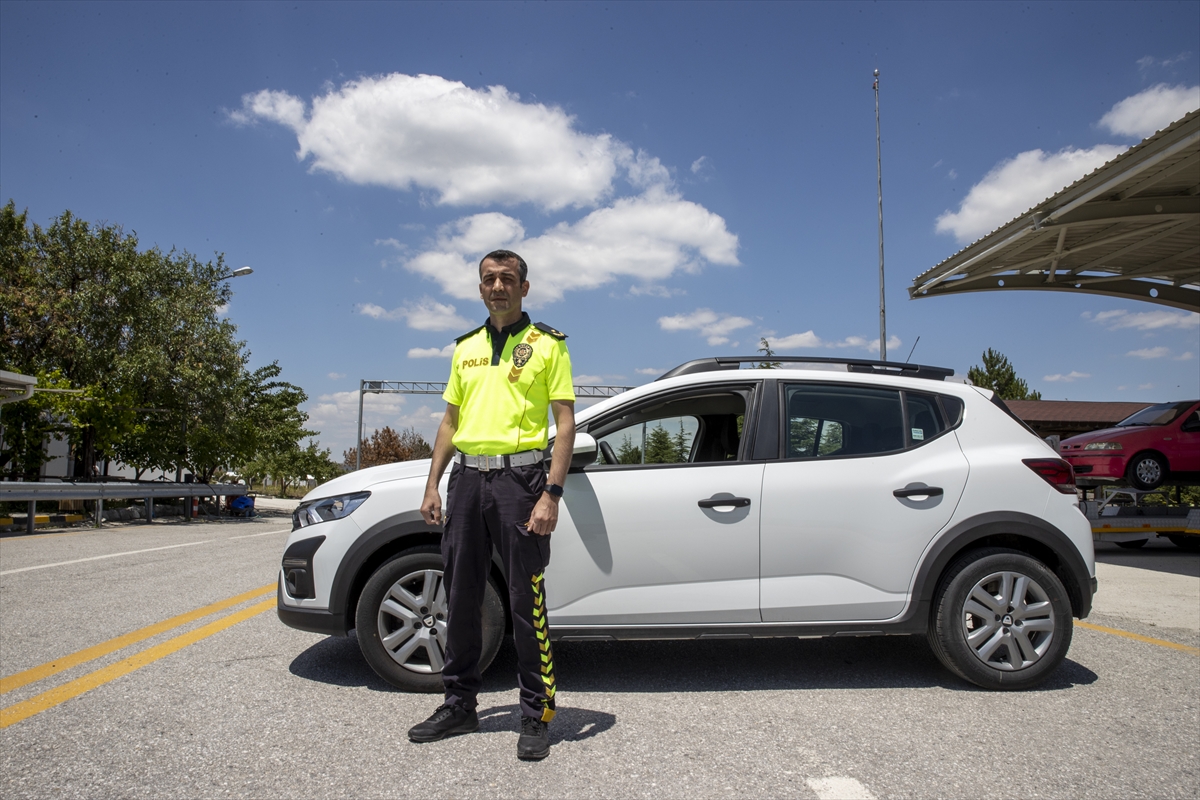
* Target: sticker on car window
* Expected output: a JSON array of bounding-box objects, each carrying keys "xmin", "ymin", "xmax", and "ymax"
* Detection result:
[{"xmin": 912, "ymin": 428, "xmax": 925, "ymax": 441}]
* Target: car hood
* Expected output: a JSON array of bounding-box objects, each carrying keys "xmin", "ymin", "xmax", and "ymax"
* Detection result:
[{"xmin": 302, "ymin": 458, "xmax": 431, "ymax": 500}]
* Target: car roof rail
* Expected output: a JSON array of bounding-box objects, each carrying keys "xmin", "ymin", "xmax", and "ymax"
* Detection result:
[{"xmin": 656, "ymin": 356, "xmax": 957, "ymax": 382}]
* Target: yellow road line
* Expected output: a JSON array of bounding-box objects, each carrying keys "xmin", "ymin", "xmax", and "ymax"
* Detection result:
[
  {"xmin": 0, "ymin": 583, "xmax": 275, "ymax": 694},
  {"xmin": 1075, "ymin": 620, "xmax": 1200, "ymax": 655},
  {"xmin": 0, "ymin": 597, "xmax": 276, "ymax": 729}
]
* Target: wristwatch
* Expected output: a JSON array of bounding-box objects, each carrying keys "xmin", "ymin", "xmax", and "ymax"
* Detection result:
[{"xmin": 544, "ymin": 483, "xmax": 564, "ymax": 498}]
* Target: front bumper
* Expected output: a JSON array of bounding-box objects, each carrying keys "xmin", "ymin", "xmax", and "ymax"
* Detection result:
[
  {"xmin": 1062, "ymin": 454, "xmax": 1125, "ymax": 480},
  {"xmin": 276, "ymin": 581, "xmax": 350, "ymax": 637}
]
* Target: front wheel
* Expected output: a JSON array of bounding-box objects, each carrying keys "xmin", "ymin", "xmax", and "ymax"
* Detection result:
[
  {"xmin": 355, "ymin": 547, "xmax": 506, "ymax": 692},
  {"xmin": 928, "ymin": 548, "xmax": 1073, "ymax": 690},
  {"xmin": 1126, "ymin": 452, "xmax": 1167, "ymax": 490}
]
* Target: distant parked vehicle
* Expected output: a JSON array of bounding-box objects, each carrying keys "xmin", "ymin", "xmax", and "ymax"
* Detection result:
[{"xmin": 1060, "ymin": 400, "xmax": 1200, "ymax": 490}]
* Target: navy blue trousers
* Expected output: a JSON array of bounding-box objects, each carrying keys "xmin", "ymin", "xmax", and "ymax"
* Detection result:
[{"xmin": 441, "ymin": 462, "xmax": 556, "ymax": 720}]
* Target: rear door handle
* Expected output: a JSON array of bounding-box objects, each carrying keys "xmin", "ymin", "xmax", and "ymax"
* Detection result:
[
  {"xmin": 698, "ymin": 497, "xmax": 752, "ymax": 509},
  {"xmin": 893, "ymin": 486, "xmax": 944, "ymax": 498}
]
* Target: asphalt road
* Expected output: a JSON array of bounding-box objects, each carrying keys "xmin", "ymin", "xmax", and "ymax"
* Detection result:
[{"xmin": 1, "ymin": 513, "xmax": 1197, "ymax": 799}]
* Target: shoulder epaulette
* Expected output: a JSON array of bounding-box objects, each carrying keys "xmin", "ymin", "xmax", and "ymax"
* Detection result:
[
  {"xmin": 454, "ymin": 324, "xmax": 487, "ymax": 343},
  {"xmin": 534, "ymin": 322, "xmax": 567, "ymax": 340}
]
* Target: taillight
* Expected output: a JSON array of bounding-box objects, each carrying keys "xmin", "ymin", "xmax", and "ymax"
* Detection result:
[{"xmin": 1023, "ymin": 458, "xmax": 1077, "ymax": 494}]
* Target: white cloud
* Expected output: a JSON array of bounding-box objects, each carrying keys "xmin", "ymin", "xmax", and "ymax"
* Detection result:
[
  {"xmin": 1127, "ymin": 347, "xmax": 1170, "ymax": 359},
  {"xmin": 768, "ymin": 332, "xmax": 901, "ymax": 354},
  {"xmin": 1138, "ymin": 383, "xmax": 1155, "ymax": 390},
  {"xmin": 1044, "ymin": 371, "xmax": 1091, "ymax": 382},
  {"xmin": 773, "ymin": 331, "xmax": 823, "ymax": 350},
  {"xmin": 936, "ymin": 145, "xmax": 1126, "ymax": 243},
  {"xmin": 658, "ymin": 308, "xmax": 753, "ymax": 346},
  {"xmin": 327, "ymin": 372, "xmax": 346, "ymax": 380},
  {"xmin": 635, "ymin": 367, "xmax": 662, "ymax": 375},
  {"xmin": 232, "ymin": 73, "xmax": 646, "ymax": 211},
  {"xmin": 1177, "ymin": 352, "xmax": 1194, "ymax": 361},
  {"xmin": 406, "ymin": 186, "xmax": 739, "ymax": 306},
  {"xmin": 408, "ymin": 344, "xmax": 455, "ymax": 359},
  {"xmin": 691, "ymin": 156, "xmax": 708, "ymax": 174},
  {"xmin": 1099, "ymin": 84, "xmax": 1200, "ymax": 138},
  {"xmin": 1084, "ymin": 309, "xmax": 1199, "ymax": 331},
  {"xmin": 573, "ymin": 374, "xmax": 604, "ymax": 384},
  {"xmin": 356, "ymin": 297, "xmax": 473, "ymax": 331},
  {"xmin": 629, "ymin": 283, "xmax": 685, "ymax": 298}
]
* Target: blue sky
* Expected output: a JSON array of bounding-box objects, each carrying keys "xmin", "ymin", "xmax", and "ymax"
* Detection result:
[{"xmin": 3, "ymin": 1, "xmax": 1198, "ymax": 457}]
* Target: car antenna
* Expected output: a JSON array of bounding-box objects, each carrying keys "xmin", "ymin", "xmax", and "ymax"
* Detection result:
[{"xmin": 905, "ymin": 336, "xmax": 920, "ymax": 363}]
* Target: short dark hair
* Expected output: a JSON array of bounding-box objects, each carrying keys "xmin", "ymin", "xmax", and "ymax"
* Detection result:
[{"xmin": 480, "ymin": 249, "xmax": 528, "ymax": 282}]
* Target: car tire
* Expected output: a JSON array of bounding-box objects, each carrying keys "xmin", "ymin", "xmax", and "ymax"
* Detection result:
[
  {"xmin": 1126, "ymin": 451, "xmax": 1167, "ymax": 490},
  {"xmin": 1167, "ymin": 534, "xmax": 1200, "ymax": 552},
  {"xmin": 355, "ymin": 546, "xmax": 506, "ymax": 692},
  {"xmin": 928, "ymin": 548, "xmax": 1073, "ymax": 690},
  {"xmin": 1115, "ymin": 538, "xmax": 1149, "ymax": 549}
]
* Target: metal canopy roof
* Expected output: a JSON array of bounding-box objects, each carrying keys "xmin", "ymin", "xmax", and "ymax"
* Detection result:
[{"xmin": 910, "ymin": 110, "xmax": 1200, "ymax": 311}]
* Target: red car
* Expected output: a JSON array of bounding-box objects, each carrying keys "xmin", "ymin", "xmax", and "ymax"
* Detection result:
[{"xmin": 1060, "ymin": 400, "xmax": 1200, "ymax": 490}]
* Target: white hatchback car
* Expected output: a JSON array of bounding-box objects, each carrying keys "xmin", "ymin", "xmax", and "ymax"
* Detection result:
[{"xmin": 278, "ymin": 357, "xmax": 1096, "ymax": 691}]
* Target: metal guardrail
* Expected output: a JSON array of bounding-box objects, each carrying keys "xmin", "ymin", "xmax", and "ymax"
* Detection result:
[
  {"xmin": 0, "ymin": 482, "xmax": 247, "ymax": 501},
  {"xmin": 1, "ymin": 482, "xmax": 248, "ymax": 535}
]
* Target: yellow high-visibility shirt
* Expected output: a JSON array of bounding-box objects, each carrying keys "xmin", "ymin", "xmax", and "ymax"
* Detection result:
[{"xmin": 443, "ymin": 313, "xmax": 575, "ymax": 455}]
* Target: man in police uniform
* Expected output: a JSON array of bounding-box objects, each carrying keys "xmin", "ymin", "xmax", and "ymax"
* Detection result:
[{"xmin": 408, "ymin": 249, "xmax": 575, "ymax": 761}]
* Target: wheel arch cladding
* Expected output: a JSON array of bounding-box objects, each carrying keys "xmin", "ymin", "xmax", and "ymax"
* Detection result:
[{"xmin": 915, "ymin": 512, "xmax": 1092, "ymax": 619}]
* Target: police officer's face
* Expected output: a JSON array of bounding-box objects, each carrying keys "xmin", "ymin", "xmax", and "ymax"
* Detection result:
[{"xmin": 479, "ymin": 258, "xmax": 529, "ymax": 314}]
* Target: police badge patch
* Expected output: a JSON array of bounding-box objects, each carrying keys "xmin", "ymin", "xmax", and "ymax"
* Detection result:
[{"xmin": 512, "ymin": 342, "xmax": 534, "ymax": 368}]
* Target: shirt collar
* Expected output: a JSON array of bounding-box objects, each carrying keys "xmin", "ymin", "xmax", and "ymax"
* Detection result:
[{"xmin": 485, "ymin": 311, "xmax": 531, "ymax": 339}]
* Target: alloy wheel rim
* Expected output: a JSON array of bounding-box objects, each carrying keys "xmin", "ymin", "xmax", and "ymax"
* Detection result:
[
  {"xmin": 377, "ymin": 568, "xmax": 448, "ymax": 673},
  {"xmin": 1135, "ymin": 458, "xmax": 1162, "ymax": 484},
  {"xmin": 961, "ymin": 570, "xmax": 1055, "ymax": 671}
]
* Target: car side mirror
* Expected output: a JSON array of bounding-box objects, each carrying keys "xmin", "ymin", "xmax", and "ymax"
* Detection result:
[{"xmin": 570, "ymin": 432, "xmax": 598, "ymax": 470}]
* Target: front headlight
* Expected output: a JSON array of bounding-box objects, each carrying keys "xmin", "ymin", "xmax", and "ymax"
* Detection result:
[
  {"xmin": 293, "ymin": 491, "xmax": 371, "ymax": 530},
  {"xmin": 1083, "ymin": 442, "xmax": 1123, "ymax": 451}
]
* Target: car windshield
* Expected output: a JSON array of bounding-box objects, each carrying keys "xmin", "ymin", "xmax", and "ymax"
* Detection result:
[{"xmin": 1116, "ymin": 400, "xmax": 1197, "ymax": 427}]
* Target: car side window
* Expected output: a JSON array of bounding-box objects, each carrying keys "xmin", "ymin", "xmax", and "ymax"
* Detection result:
[
  {"xmin": 906, "ymin": 392, "xmax": 945, "ymax": 445},
  {"xmin": 1181, "ymin": 410, "xmax": 1200, "ymax": 433},
  {"xmin": 591, "ymin": 391, "xmax": 748, "ymax": 466},
  {"xmin": 784, "ymin": 384, "xmax": 904, "ymax": 459}
]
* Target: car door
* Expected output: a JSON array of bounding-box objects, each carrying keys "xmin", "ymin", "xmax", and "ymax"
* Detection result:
[
  {"xmin": 547, "ymin": 384, "xmax": 764, "ymax": 626},
  {"xmin": 758, "ymin": 383, "xmax": 969, "ymax": 622},
  {"xmin": 1172, "ymin": 403, "xmax": 1200, "ymax": 472}
]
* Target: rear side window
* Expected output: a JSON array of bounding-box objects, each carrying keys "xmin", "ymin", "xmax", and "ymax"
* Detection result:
[
  {"xmin": 906, "ymin": 393, "xmax": 945, "ymax": 444},
  {"xmin": 784, "ymin": 384, "xmax": 904, "ymax": 458}
]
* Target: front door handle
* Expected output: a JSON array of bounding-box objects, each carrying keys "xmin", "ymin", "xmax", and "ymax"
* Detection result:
[
  {"xmin": 893, "ymin": 486, "xmax": 944, "ymax": 498},
  {"xmin": 698, "ymin": 496, "xmax": 752, "ymax": 509}
]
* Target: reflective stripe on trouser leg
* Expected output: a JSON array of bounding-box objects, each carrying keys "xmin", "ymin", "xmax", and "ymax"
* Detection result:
[{"xmin": 531, "ymin": 570, "xmax": 556, "ymax": 722}]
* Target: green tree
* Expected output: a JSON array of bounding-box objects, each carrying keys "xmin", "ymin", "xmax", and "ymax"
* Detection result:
[
  {"xmin": 644, "ymin": 423, "xmax": 681, "ymax": 464},
  {"xmin": 615, "ymin": 432, "xmax": 642, "ymax": 465},
  {"xmin": 672, "ymin": 419, "xmax": 692, "ymax": 462},
  {"xmin": 1, "ymin": 201, "xmax": 317, "ymax": 481},
  {"xmin": 968, "ymin": 348, "xmax": 1042, "ymax": 401},
  {"xmin": 756, "ymin": 337, "xmax": 782, "ymax": 369}
]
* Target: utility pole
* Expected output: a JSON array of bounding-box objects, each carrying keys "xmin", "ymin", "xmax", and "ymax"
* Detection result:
[
  {"xmin": 874, "ymin": 68, "xmax": 887, "ymax": 361},
  {"xmin": 356, "ymin": 380, "xmax": 365, "ymax": 471}
]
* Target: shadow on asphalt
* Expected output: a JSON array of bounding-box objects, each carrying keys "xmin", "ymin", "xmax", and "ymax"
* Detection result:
[
  {"xmin": 289, "ymin": 630, "xmax": 1097, "ymax": 695},
  {"xmin": 477, "ymin": 704, "xmax": 616, "ymax": 744},
  {"xmin": 1094, "ymin": 541, "xmax": 1200, "ymax": 578}
]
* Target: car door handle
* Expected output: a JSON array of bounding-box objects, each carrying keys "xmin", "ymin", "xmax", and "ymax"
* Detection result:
[
  {"xmin": 893, "ymin": 486, "xmax": 944, "ymax": 498},
  {"xmin": 698, "ymin": 496, "xmax": 751, "ymax": 509}
]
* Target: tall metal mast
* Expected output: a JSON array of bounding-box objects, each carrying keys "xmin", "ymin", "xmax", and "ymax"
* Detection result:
[{"xmin": 874, "ymin": 68, "xmax": 887, "ymax": 361}]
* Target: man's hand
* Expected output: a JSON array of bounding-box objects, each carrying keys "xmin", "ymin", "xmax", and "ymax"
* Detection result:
[
  {"xmin": 527, "ymin": 493, "xmax": 559, "ymax": 536},
  {"xmin": 420, "ymin": 486, "xmax": 443, "ymax": 526}
]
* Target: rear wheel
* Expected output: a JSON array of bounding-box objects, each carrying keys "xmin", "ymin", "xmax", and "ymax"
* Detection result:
[
  {"xmin": 355, "ymin": 547, "xmax": 506, "ymax": 692},
  {"xmin": 928, "ymin": 548, "xmax": 1073, "ymax": 690},
  {"xmin": 1167, "ymin": 534, "xmax": 1200, "ymax": 552}
]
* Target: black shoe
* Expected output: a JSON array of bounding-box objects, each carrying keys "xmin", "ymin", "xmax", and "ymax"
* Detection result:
[
  {"xmin": 408, "ymin": 704, "xmax": 479, "ymax": 743},
  {"xmin": 517, "ymin": 715, "xmax": 551, "ymax": 760}
]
